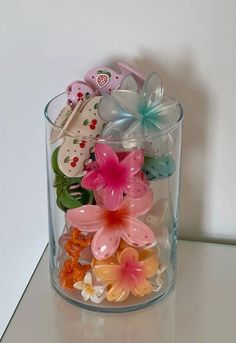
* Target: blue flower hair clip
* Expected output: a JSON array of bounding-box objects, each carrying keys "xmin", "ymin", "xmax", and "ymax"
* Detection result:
[{"xmin": 98, "ymin": 72, "xmax": 181, "ymax": 156}]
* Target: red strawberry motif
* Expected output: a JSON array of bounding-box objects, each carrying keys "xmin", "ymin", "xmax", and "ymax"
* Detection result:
[{"xmin": 96, "ymin": 70, "xmax": 111, "ymax": 88}]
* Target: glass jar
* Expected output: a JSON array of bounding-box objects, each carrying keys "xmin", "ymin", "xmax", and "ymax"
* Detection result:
[{"xmin": 44, "ymin": 92, "xmax": 183, "ymax": 312}]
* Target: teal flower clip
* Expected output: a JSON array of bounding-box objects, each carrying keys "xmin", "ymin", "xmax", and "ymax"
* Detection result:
[
  {"xmin": 98, "ymin": 73, "xmax": 181, "ymax": 156},
  {"xmin": 142, "ymin": 155, "xmax": 176, "ymax": 181}
]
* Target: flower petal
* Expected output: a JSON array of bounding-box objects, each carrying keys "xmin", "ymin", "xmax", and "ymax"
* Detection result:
[
  {"xmin": 122, "ymin": 188, "xmax": 153, "ymax": 217},
  {"xmin": 101, "ymin": 117, "xmax": 136, "ymax": 140},
  {"xmin": 98, "ymin": 93, "xmax": 132, "ymax": 121},
  {"xmin": 98, "ymin": 187, "xmax": 123, "ymax": 211},
  {"xmin": 148, "ymin": 98, "xmax": 178, "ymax": 122},
  {"xmin": 122, "ymin": 120, "xmax": 162, "ymax": 151},
  {"xmin": 117, "ymin": 247, "xmax": 139, "ymax": 265},
  {"xmin": 111, "ymin": 90, "xmax": 143, "ymax": 119},
  {"xmin": 141, "ymin": 72, "xmax": 163, "ymax": 107},
  {"xmin": 73, "ymin": 281, "xmax": 84, "ymax": 290},
  {"xmin": 84, "ymin": 272, "xmax": 92, "ymax": 285},
  {"xmin": 122, "ymin": 120, "xmax": 144, "ymax": 143},
  {"xmin": 144, "ymin": 116, "xmax": 168, "ymax": 132},
  {"xmin": 123, "ymin": 178, "xmax": 147, "ymax": 198},
  {"xmin": 140, "ymin": 249, "xmax": 159, "ymax": 279},
  {"xmin": 149, "ymin": 199, "xmax": 168, "ymax": 223},
  {"xmin": 90, "ymin": 294, "xmax": 105, "ymax": 304},
  {"xmin": 106, "ymin": 283, "xmax": 130, "ymax": 302},
  {"xmin": 92, "ymin": 228, "xmax": 121, "ymax": 260},
  {"xmin": 120, "ymin": 149, "xmax": 144, "ymax": 175},
  {"xmin": 93, "ymin": 264, "xmax": 121, "ymax": 284},
  {"xmin": 120, "ymin": 75, "xmax": 138, "ymax": 92},
  {"xmin": 81, "ymin": 171, "xmax": 105, "ymax": 190},
  {"xmin": 95, "ymin": 143, "xmax": 119, "ymax": 167},
  {"xmin": 93, "ymin": 190, "xmax": 104, "ymax": 207},
  {"xmin": 94, "ymin": 285, "xmax": 106, "ymax": 296},
  {"xmin": 131, "ymin": 278, "xmax": 153, "ymax": 297},
  {"xmin": 81, "ymin": 289, "xmax": 90, "ymax": 301},
  {"xmin": 121, "ymin": 217, "xmax": 155, "ymax": 247},
  {"xmin": 66, "ymin": 206, "xmax": 104, "ymax": 232},
  {"xmin": 156, "ymin": 227, "xmax": 170, "ymax": 249},
  {"xmin": 85, "ymin": 160, "xmax": 98, "ymax": 172}
]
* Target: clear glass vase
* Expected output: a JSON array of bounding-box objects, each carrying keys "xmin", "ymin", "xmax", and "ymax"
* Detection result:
[{"xmin": 44, "ymin": 92, "xmax": 183, "ymax": 312}]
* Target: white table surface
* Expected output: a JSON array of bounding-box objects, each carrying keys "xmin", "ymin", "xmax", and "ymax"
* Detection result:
[{"xmin": 2, "ymin": 240, "xmax": 236, "ymax": 343}]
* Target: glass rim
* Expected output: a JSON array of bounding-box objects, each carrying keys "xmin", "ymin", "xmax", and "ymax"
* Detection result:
[{"xmin": 44, "ymin": 92, "xmax": 184, "ymax": 142}]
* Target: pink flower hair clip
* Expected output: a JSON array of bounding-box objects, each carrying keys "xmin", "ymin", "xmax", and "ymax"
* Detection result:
[
  {"xmin": 81, "ymin": 143, "xmax": 148, "ymax": 211},
  {"xmin": 66, "ymin": 189, "xmax": 155, "ymax": 260}
]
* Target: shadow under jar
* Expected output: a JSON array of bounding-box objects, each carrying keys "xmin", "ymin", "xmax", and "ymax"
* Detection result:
[{"xmin": 44, "ymin": 92, "xmax": 183, "ymax": 312}]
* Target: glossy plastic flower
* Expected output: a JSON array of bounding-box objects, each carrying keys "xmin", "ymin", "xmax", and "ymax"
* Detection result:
[
  {"xmin": 81, "ymin": 143, "xmax": 147, "ymax": 210},
  {"xmin": 74, "ymin": 272, "xmax": 106, "ymax": 303},
  {"xmin": 59, "ymin": 227, "xmax": 92, "ymax": 258},
  {"xmin": 59, "ymin": 259, "xmax": 90, "ymax": 290},
  {"xmin": 66, "ymin": 190, "xmax": 155, "ymax": 260},
  {"xmin": 142, "ymin": 199, "xmax": 170, "ymax": 249},
  {"xmin": 98, "ymin": 73, "xmax": 179, "ymax": 155},
  {"xmin": 93, "ymin": 247, "xmax": 158, "ymax": 302}
]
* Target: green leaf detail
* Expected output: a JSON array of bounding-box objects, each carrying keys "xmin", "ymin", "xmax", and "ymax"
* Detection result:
[
  {"xmin": 51, "ymin": 146, "xmax": 93, "ymax": 212},
  {"xmin": 97, "ymin": 70, "xmax": 111, "ymax": 77},
  {"xmin": 85, "ymin": 92, "xmax": 90, "ymax": 99},
  {"xmin": 51, "ymin": 147, "xmax": 64, "ymax": 176},
  {"xmin": 73, "ymin": 139, "xmax": 79, "ymax": 144},
  {"xmin": 64, "ymin": 156, "xmax": 70, "ymax": 163},
  {"xmin": 83, "ymin": 119, "xmax": 89, "ymax": 126},
  {"xmin": 94, "ymin": 103, "xmax": 98, "ymax": 109}
]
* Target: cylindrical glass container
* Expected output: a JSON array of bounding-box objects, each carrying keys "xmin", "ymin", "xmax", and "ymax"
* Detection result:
[{"xmin": 44, "ymin": 92, "xmax": 183, "ymax": 312}]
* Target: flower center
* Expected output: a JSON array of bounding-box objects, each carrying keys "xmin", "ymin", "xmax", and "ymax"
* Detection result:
[
  {"xmin": 84, "ymin": 283, "xmax": 94, "ymax": 295},
  {"xmin": 103, "ymin": 207, "xmax": 127, "ymax": 228},
  {"xmin": 100, "ymin": 161, "xmax": 128, "ymax": 187},
  {"xmin": 120, "ymin": 260, "xmax": 143, "ymax": 285}
]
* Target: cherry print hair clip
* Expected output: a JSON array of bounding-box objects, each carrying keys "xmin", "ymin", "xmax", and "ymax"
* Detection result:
[{"xmin": 57, "ymin": 97, "xmax": 105, "ymax": 177}]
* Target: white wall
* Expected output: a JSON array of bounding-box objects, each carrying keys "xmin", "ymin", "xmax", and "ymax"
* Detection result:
[{"xmin": 1, "ymin": 0, "xmax": 235, "ymax": 337}]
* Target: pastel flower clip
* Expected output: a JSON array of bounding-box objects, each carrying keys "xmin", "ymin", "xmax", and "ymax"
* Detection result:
[
  {"xmin": 98, "ymin": 73, "xmax": 181, "ymax": 155},
  {"xmin": 74, "ymin": 272, "xmax": 106, "ymax": 303},
  {"xmin": 59, "ymin": 259, "xmax": 90, "ymax": 290},
  {"xmin": 142, "ymin": 199, "xmax": 170, "ymax": 249},
  {"xmin": 66, "ymin": 189, "xmax": 155, "ymax": 260},
  {"xmin": 93, "ymin": 247, "xmax": 158, "ymax": 302},
  {"xmin": 81, "ymin": 143, "xmax": 147, "ymax": 211}
]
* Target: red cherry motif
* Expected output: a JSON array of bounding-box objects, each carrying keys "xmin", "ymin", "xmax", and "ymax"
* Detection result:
[
  {"xmin": 71, "ymin": 161, "xmax": 76, "ymax": 168},
  {"xmin": 77, "ymin": 92, "xmax": 83, "ymax": 99},
  {"xmin": 89, "ymin": 119, "xmax": 97, "ymax": 130},
  {"xmin": 79, "ymin": 140, "xmax": 86, "ymax": 148},
  {"xmin": 73, "ymin": 157, "xmax": 79, "ymax": 162}
]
